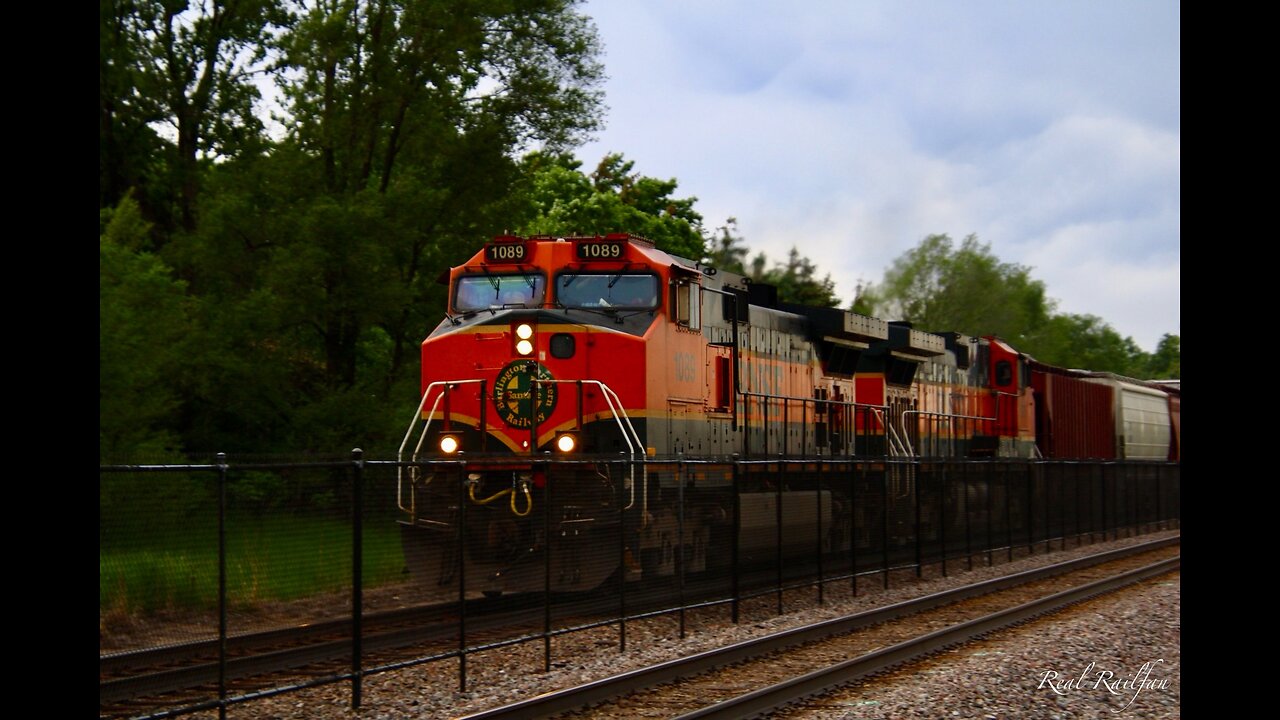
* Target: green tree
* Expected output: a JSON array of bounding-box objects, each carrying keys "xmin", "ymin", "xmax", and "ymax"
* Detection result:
[
  {"xmin": 100, "ymin": 195, "xmax": 193, "ymax": 458},
  {"xmin": 748, "ymin": 246, "xmax": 840, "ymax": 308},
  {"xmin": 518, "ymin": 153, "xmax": 707, "ymax": 260},
  {"xmin": 101, "ymin": 1, "xmax": 168, "ymax": 223},
  {"xmin": 861, "ymin": 233, "xmax": 1178, "ymax": 378},
  {"xmin": 100, "ymin": 0, "xmax": 282, "ymax": 233},
  {"xmin": 1026, "ymin": 313, "xmax": 1147, "ymax": 376},
  {"xmin": 149, "ymin": 0, "xmax": 606, "ymax": 452},
  {"xmin": 702, "ymin": 218, "xmax": 839, "ymax": 307},
  {"xmin": 861, "ymin": 233, "xmax": 1051, "ymax": 345},
  {"xmin": 280, "ymin": 0, "xmax": 604, "ymax": 195},
  {"xmin": 274, "ymin": 0, "xmax": 604, "ymax": 393},
  {"xmin": 1145, "ymin": 333, "xmax": 1180, "ymax": 379},
  {"xmin": 703, "ymin": 217, "xmax": 750, "ymax": 274}
]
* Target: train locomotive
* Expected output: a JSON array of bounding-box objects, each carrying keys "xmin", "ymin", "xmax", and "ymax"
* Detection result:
[{"xmin": 397, "ymin": 233, "xmax": 1180, "ymax": 595}]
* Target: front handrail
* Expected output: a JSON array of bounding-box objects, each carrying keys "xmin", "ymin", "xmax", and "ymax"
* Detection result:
[
  {"xmin": 397, "ymin": 379, "xmax": 486, "ymax": 514},
  {"xmin": 396, "ymin": 378, "xmax": 646, "ymax": 517}
]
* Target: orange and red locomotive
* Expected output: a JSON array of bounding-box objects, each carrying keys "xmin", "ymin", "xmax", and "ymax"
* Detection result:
[{"xmin": 396, "ymin": 233, "xmax": 1178, "ymax": 594}]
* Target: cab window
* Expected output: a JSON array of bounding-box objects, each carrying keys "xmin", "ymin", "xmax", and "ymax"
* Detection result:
[
  {"xmin": 556, "ymin": 273, "xmax": 660, "ymax": 309},
  {"xmin": 454, "ymin": 274, "xmax": 545, "ymax": 312},
  {"xmin": 995, "ymin": 360, "xmax": 1014, "ymax": 387},
  {"xmin": 675, "ymin": 281, "xmax": 700, "ymax": 330}
]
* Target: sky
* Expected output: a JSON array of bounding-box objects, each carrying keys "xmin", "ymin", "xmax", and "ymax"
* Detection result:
[{"xmin": 572, "ymin": 0, "xmax": 1179, "ymax": 351}]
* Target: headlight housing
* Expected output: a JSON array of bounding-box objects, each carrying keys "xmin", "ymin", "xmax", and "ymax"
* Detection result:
[
  {"xmin": 554, "ymin": 431, "xmax": 578, "ymax": 453},
  {"xmin": 514, "ymin": 323, "xmax": 535, "ymax": 356},
  {"xmin": 438, "ymin": 433, "xmax": 461, "ymax": 454}
]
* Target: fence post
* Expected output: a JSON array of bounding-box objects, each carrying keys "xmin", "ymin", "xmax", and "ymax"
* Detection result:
[
  {"xmin": 1112, "ymin": 464, "xmax": 1120, "ymax": 541},
  {"xmin": 1075, "ymin": 464, "xmax": 1082, "ymax": 545},
  {"xmin": 964, "ymin": 461, "xmax": 972, "ymax": 571},
  {"xmin": 1004, "ymin": 463, "xmax": 1014, "ymax": 563},
  {"xmin": 1100, "ymin": 464, "xmax": 1109, "ymax": 542},
  {"xmin": 775, "ymin": 454, "xmax": 784, "ymax": 615},
  {"xmin": 677, "ymin": 459, "xmax": 686, "ymax": 639},
  {"xmin": 1026, "ymin": 462, "xmax": 1034, "ymax": 555},
  {"xmin": 543, "ymin": 459, "xmax": 553, "ymax": 673},
  {"xmin": 851, "ymin": 458, "xmax": 858, "ymax": 597},
  {"xmin": 1059, "ymin": 461, "xmax": 1070, "ymax": 545},
  {"xmin": 985, "ymin": 462, "xmax": 993, "ymax": 567},
  {"xmin": 1156, "ymin": 465, "xmax": 1163, "ymax": 531},
  {"xmin": 350, "ymin": 449, "xmax": 364, "ymax": 708},
  {"xmin": 731, "ymin": 455, "xmax": 741, "ymax": 624},
  {"xmin": 1044, "ymin": 463, "xmax": 1051, "ymax": 552},
  {"xmin": 940, "ymin": 462, "xmax": 947, "ymax": 578},
  {"xmin": 619, "ymin": 458, "xmax": 628, "ymax": 651},
  {"xmin": 815, "ymin": 458, "xmax": 824, "ymax": 605},
  {"xmin": 882, "ymin": 465, "xmax": 890, "ymax": 590},
  {"xmin": 914, "ymin": 460, "xmax": 922, "ymax": 579},
  {"xmin": 458, "ymin": 464, "xmax": 468, "ymax": 693},
  {"xmin": 784, "ymin": 400, "xmax": 789, "ymax": 457},
  {"xmin": 216, "ymin": 452, "xmax": 228, "ymax": 720},
  {"xmin": 1130, "ymin": 465, "xmax": 1137, "ymax": 537}
]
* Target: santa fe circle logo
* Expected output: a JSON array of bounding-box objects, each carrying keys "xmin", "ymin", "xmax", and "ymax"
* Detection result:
[{"xmin": 492, "ymin": 361, "xmax": 558, "ymax": 429}]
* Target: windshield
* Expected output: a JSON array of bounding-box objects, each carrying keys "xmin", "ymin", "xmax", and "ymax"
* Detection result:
[
  {"xmin": 557, "ymin": 273, "xmax": 660, "ymax": 310},
  {"xmin": 454, "ymin": 274, "xmax": 546, "ymax": 311}
]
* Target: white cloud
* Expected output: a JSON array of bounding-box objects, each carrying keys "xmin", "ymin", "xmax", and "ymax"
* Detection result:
[{"xmin": 576, "ymin": 0, "xmax": 1179, "ymax": 351}]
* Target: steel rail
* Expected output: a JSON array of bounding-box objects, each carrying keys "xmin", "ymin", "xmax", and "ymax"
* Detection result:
[{"xmin": 454, "ymin": 535, "xmax": 1178, "ymax": 720}]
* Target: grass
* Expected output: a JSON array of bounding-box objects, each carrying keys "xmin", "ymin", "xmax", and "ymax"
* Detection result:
[{"xmin": 100, "ymin": 514, "xmax": 405, "ymax": 616}]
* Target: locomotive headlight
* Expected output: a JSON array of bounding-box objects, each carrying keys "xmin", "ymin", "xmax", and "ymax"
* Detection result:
[
  {"xmin": 438, "ymin": 434, "xmax": 461, "ymax": 454},
  {"xmin": 513, "ymin": 323, "xmax": 535, "ymax": 355},
  {"xmin": 554, "ymin": 432, "xmax": 578, "ymax": 453}
]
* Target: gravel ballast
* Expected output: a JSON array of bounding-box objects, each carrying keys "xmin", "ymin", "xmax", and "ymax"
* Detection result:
[{"xmin": 778, "ymin": 570, "xmax": 1180, "ymax": 719}]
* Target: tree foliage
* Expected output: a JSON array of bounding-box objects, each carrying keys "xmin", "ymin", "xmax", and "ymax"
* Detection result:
[
  {"xmin": 861, "ymin": 233, "xmax": 1051, "ymax": 346},
  {"xmin": 861, "ymin": 233, "xmax": 1179, "ymax": 378},
  {"xmin": 1145, "ymin": 334, "xmax": 1180, "ymax": 379},
  {"xmin": 280, "ymin": 0, "xmax": 604, "ymax": 196},
  {"xmin": 101, "ymin": 0, "xmax": 608, "ymax": 454},
  {"xmin": 100, "ymin": 195, "xmax": 192, "ymax": 458},
  {"xmin": 749, "ymin": 247, "xmax": 840, "ymax": 308},
  {"xmin": 101, "ymin": 0, "xmax": 282, "ymax": 234},
  {"xmin": 703, "ymin": 218, "xmax": 750, "ymax": 274},
  {"xmin": 704, "ymin": 218, "xmax": 840, "ymax": 308},
  {"xmin": 1027, "ymin": 313, "xmax": 1146, "ymax": 376},
  {"xmin": 518, "ymin": 153, "xmax": 707, "ymax": 260}
]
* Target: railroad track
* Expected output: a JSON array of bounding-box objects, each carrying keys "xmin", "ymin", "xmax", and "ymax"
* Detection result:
[
  {"xmin": 100, "ymin": 575, "xmax": 741, "ymax": 716},
  {"xmin": 453, "ymin": 535, "xmax": 1179, "ymax": 719},
  {"xmin": 99, "ymin": 596, "xmax": 541, "ymax": 711},
  {"xmin": 99, "ymin": 554, "xmax": 852, "ymax": 714}
]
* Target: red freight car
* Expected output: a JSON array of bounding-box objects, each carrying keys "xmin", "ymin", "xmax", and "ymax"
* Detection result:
[{"xmin": 1029, "ymin": 360, "xmax": 1177, "ymax": 460}]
